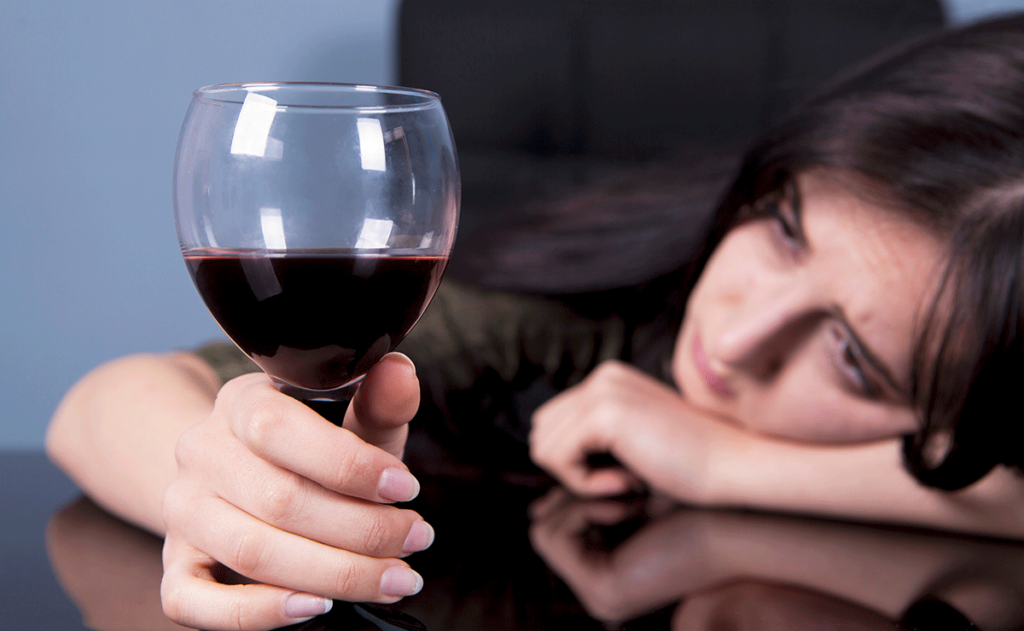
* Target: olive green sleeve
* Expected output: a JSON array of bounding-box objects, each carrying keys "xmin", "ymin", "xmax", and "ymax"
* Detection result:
[
  {"xmin": 192, "ymin": 340, "xmax": 261, "ymax": 385},
  {"xmin": 397, "ymin": 280, "xmax": 629, "ymax": 393}
]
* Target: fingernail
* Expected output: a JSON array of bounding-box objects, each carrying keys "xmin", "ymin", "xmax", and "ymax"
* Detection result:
[
  {"xmin": 380, "ymin": 566, "xmax": 424, "ymax": 597},
  {"xmin": 378, "ymin": 467, "xmax": 420, "ymax": 502},
  {"xmin": 402, "ymin": 520, "xmax": 435, "ymax": 553},
  {"xmin": 387, "ymin": 352, "xmax": 417, "ymax": 376},
  {"xmin": 285, "ymin": 593, "xmax": 333, "ymax": 619}
]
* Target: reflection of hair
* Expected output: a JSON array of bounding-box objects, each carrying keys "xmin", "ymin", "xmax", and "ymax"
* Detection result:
[{"xmin": 712, "ymin": 14, "xmax": 1024, "ymax": 490}]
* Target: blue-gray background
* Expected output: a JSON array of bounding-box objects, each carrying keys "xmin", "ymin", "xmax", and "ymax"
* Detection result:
[{"xmin": 1, "ymin": 0, "xmax": 1022, "ymax": 449}]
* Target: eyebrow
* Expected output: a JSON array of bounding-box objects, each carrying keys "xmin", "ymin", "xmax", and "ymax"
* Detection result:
[
  {"xmin": 837, "ymin": 310, "xmax": 907, "ymax": 397},
  {"xmin": 789, "ymin": 177, "xmax": 907, "ymax": 399}
]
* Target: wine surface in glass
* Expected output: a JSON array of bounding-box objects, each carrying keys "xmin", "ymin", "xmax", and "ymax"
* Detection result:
[{"xmin": 185, "ymin": 248, "xmax": 447, "ymax": 391}]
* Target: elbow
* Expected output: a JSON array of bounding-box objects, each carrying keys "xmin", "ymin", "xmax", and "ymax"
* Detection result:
[
  {"xmin": 44, "ymin": 355, "xmax": 136, "ymax": 482},
  {"xmin": 44, "ymin": 410, "xmax": 63, "ymax": 468},
  {"xmin": 46, "ymin": 375, "xmax": 88, "ymax": 481}
]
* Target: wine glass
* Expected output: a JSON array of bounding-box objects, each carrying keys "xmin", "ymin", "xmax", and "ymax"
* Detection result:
[{"xmin": 173, "ymin": 83, "xmax": 459, "ymax": 420}]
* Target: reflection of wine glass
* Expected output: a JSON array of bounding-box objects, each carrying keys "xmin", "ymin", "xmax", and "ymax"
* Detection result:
[{"xmin": 173, "ymin": 83, "xmax": 459, "ymax": 414}]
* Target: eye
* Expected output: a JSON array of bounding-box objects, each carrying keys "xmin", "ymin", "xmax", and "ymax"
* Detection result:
[
  {"xmin": 774, "ymin": 202, "xmax": 799, "ymax": 241},
  {"xmin": 764, "ymin": 196, "xmax": 804, "ymax": 255},
  {"xmin": 832, "ymin": 327, "xmax": 881, "ymax": 399},
  {"xmin": 757, "ymin": 187, "xmax": 802, "ymax": 256}
]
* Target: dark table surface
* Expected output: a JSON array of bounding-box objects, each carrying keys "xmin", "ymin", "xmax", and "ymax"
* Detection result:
[{"xmin": 4, "ymin": 449, "xmax": 1024, "ymax": 631}]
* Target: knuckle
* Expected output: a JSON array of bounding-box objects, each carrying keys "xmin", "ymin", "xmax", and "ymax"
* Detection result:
[
  {"xmin": 331, "ymin": 559, "xmax": 363, "ymax": 597},
  {"xmin": 218, "ymin": 372, "xmax": 259, "ymax": 400},
  {"xmin": 360, "ymin": 514, "xmax": 395, "ymax": 557},
  {"xmin": 528, "ymin": 438, "xmax": 547, "ymax": 464},
  {"xmin": 161, "ymin": 479, "xmax": 204, "ymax": 533},
  {"xmin": 326, "ymin": 441, "xmax": 371, "ymax": 491},
  {"xmin": 230, "ymin": 596, "xmax": 256, "ymax": 631},
  {"xmin": 241, "ymin": 398, "xmax": 286, "ymax": 455},
  {"xmin": 328, "ymin": 452, "xmax": 358, "ymax": 491},
  {"xmin": 590, "ymin": 360, "xmax": 628, "ymax": 384},
  {"xmin": 160, "ymin": 483, "xmax": 185, "ymax": 530},
  {"xmin": 160, "ymin": 576, "xmax": 188, "ymax": 624},
  {"xmin": 173, "ymin": 426, "xmax": 203, "ymax": 468},
  {"xmin": 229, "ymin": 526, "xmax": 272, "ymax": 580},
  {"xmin": 259, "ymin": 474, "xmax": 306, "ymax": 526}
]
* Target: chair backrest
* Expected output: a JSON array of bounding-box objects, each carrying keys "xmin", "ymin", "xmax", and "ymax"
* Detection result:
[
  {"xmin": 397, "ymin": 0, "xmax": 946, "ymax": 291},
  {"xmin": 399, "ymin": 0, "xmax": 944, "ymax": 159}
]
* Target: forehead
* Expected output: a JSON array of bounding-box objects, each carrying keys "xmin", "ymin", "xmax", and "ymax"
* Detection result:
[{"xmin": 797, "ymin": 171, "xmax": 945, "ymax": 380}]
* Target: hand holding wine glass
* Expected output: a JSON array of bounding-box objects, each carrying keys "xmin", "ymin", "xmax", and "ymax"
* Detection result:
[
  {"xmin": 160, "ymin": 83, "xmax": 458, "ymax": 630},
  {"xmin": 160, "ymin": 356, "xmax": 431, "ymax": 631}
]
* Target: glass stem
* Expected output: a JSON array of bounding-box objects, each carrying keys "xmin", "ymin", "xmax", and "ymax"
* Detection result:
[{"xmin": 273, "ymin": 379, "xmax": 361, "ymax": 426}]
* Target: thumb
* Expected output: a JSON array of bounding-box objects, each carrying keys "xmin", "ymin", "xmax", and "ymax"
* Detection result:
[{"xmin": 343, "ymin": 352, "xmax": 419, "ymax": 459}]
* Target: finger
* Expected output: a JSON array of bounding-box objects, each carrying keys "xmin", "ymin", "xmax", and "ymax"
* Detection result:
[
  {"xmin": 532, "ymin": 391, "xmax": 646, "ymax": 498},
  {"xmin": 535, "ymin": 433, "xmax": 642, "ymax": 498},
  {"xmin": 531, "ymin": 486, "xmax": 638, "ymax": 525},
  {"xmin": 170, "ymin": 492, "xmax": 424, "ymax": 605},
  {"xmin": 528, "ymin": 497, "xmax": 663, "ymax": 624},
  {"xmin": 574, "ymin": 468, "xmax": 645, "ymax": 497},
  {"xmin": 162, "ymin": 533, "xmax": 334, "ymax": 631},
  {"xmin": 570, "ymin": 497, "xmax": 640, "ymax": 526},
  {"xmin": 530, "ymin": 387, "xmax": 603, "ymax": 469},
  {"xmin": 178, "ymin": 426, "xmax": 433, "ymax": 557},
  {"xmin": 531, "ymin": 413, "xmax": 631, "ymax": 497},
  {"xmin": 529, "ymin": 394, "xmax": 584, "ymax": 474},
  {"xmin": 220, "ymin": 376, "xmax": 420, "ymax": 503},
  {"xmin": 528, "ymin": 506, "xmax": 614, "ymax": 614},
  {"xmin": 344, "ymin": 352, "xmax": 420, "ymax": 459},
  {"xmin": 229, "ymin": 475, "xmax": 433, "ymax": 559}
]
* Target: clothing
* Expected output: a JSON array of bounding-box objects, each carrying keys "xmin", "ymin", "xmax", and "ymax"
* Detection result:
[{"xmin": 194, "ymin": 277, "xmax": 684, "ymax": 475}]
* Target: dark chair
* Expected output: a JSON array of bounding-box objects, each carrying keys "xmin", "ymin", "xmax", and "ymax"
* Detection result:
[{"xmin": 397, "ymin": 0, "xmax": 946, "ymax": 291}]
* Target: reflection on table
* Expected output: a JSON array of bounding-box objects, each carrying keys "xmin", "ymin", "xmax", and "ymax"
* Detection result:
[{"xmin": 46, "ymin": 472, "xmax": 1024, "ymax": 631}]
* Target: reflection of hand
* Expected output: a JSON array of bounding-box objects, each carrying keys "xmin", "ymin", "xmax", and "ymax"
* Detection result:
[
  {"xmin": 528, "ymin": 488, "xmax": 694, "ymax": 622},
  {"xmin": 529, "ymin": 488, "xmax": 1024, "ymax": 630},
  {"xmin": 47, "ymin": 496, "xmax": 192, "ymax": 631},
  {"xmin": 160, "ymin": 353, "xmax": 435, "ymax": 631},
  {"xmin": 530, "ymin": 360, "xmax": 721, "ymax": 499}
]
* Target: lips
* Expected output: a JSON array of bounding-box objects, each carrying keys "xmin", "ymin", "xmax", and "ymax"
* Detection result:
[{"xmin": 692, "ymin": 335, "xmax": 734, "ymax": 397}]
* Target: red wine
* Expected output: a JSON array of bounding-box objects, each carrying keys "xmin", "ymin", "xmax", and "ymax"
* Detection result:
[{"xmin": 184, "ymin": 248, "xmax": 448, "ymax": 391}]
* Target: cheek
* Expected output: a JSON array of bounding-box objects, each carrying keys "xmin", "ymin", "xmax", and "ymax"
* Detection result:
[
  {"xmin": 675, "ymin": 234, "xmax": 746, "ymax": 363},
  {"xmin": 688, "ymin": 225, "xmax": 759, "ymax": 305}
]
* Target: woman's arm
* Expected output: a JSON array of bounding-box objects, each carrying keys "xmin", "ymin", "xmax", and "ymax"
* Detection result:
[
  {"xmin": 710, "ymin": 415, "xmax": 1024, "ymax": 539},
  {"xmin": 46, "ymin": 351, "xmax": 219, "ymax": 535},
  {"xmin": 530, "ymin": 360, "xmax": 1024, "ymax": 539}
]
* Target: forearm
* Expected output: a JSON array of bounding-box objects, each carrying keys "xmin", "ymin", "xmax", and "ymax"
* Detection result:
[
  {"xmin": 46, "ymin": 352, "xmax": 219, "ymax": 535},
  {"xmin": 706, "ymin": 429, "xmax": 1024, "ymax": 539}
]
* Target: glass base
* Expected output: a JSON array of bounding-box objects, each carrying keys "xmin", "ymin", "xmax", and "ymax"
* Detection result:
[{"xmin": 273, "ymin": 377, "xmax": 363, "ymax": 425}]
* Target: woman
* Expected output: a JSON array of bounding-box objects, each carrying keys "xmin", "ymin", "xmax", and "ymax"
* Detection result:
[{"xmin": 47, "ymin": 13, "xmax": 1024, "ymax": 631}]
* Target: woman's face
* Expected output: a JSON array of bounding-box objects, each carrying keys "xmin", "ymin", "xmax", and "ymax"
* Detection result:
[{"xmin": 673, "ymin": 170, "xmax": 945, "ymax": 443}]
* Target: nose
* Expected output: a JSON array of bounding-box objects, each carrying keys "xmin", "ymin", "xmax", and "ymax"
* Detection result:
[{"xmin": 711, "ymin": 282, "xmax": 817, "ymax": 379}]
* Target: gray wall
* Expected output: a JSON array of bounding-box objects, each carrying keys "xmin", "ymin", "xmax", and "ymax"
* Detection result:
[
  {"xmin": 948, "ymin": 0, "xmax": 1024, "ymax": 22},
  {"xmin": 1, "ymin": 0, "xmax": 399, "ymax": 448},
  {"xmin": 2, "ymin": 0, "xmax": 1023, "ymax": 449}
]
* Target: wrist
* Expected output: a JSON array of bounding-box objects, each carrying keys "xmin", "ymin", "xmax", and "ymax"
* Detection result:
[{"xmin": 695, "ymin": 419, "xmax": 752, "ymax": 507}]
